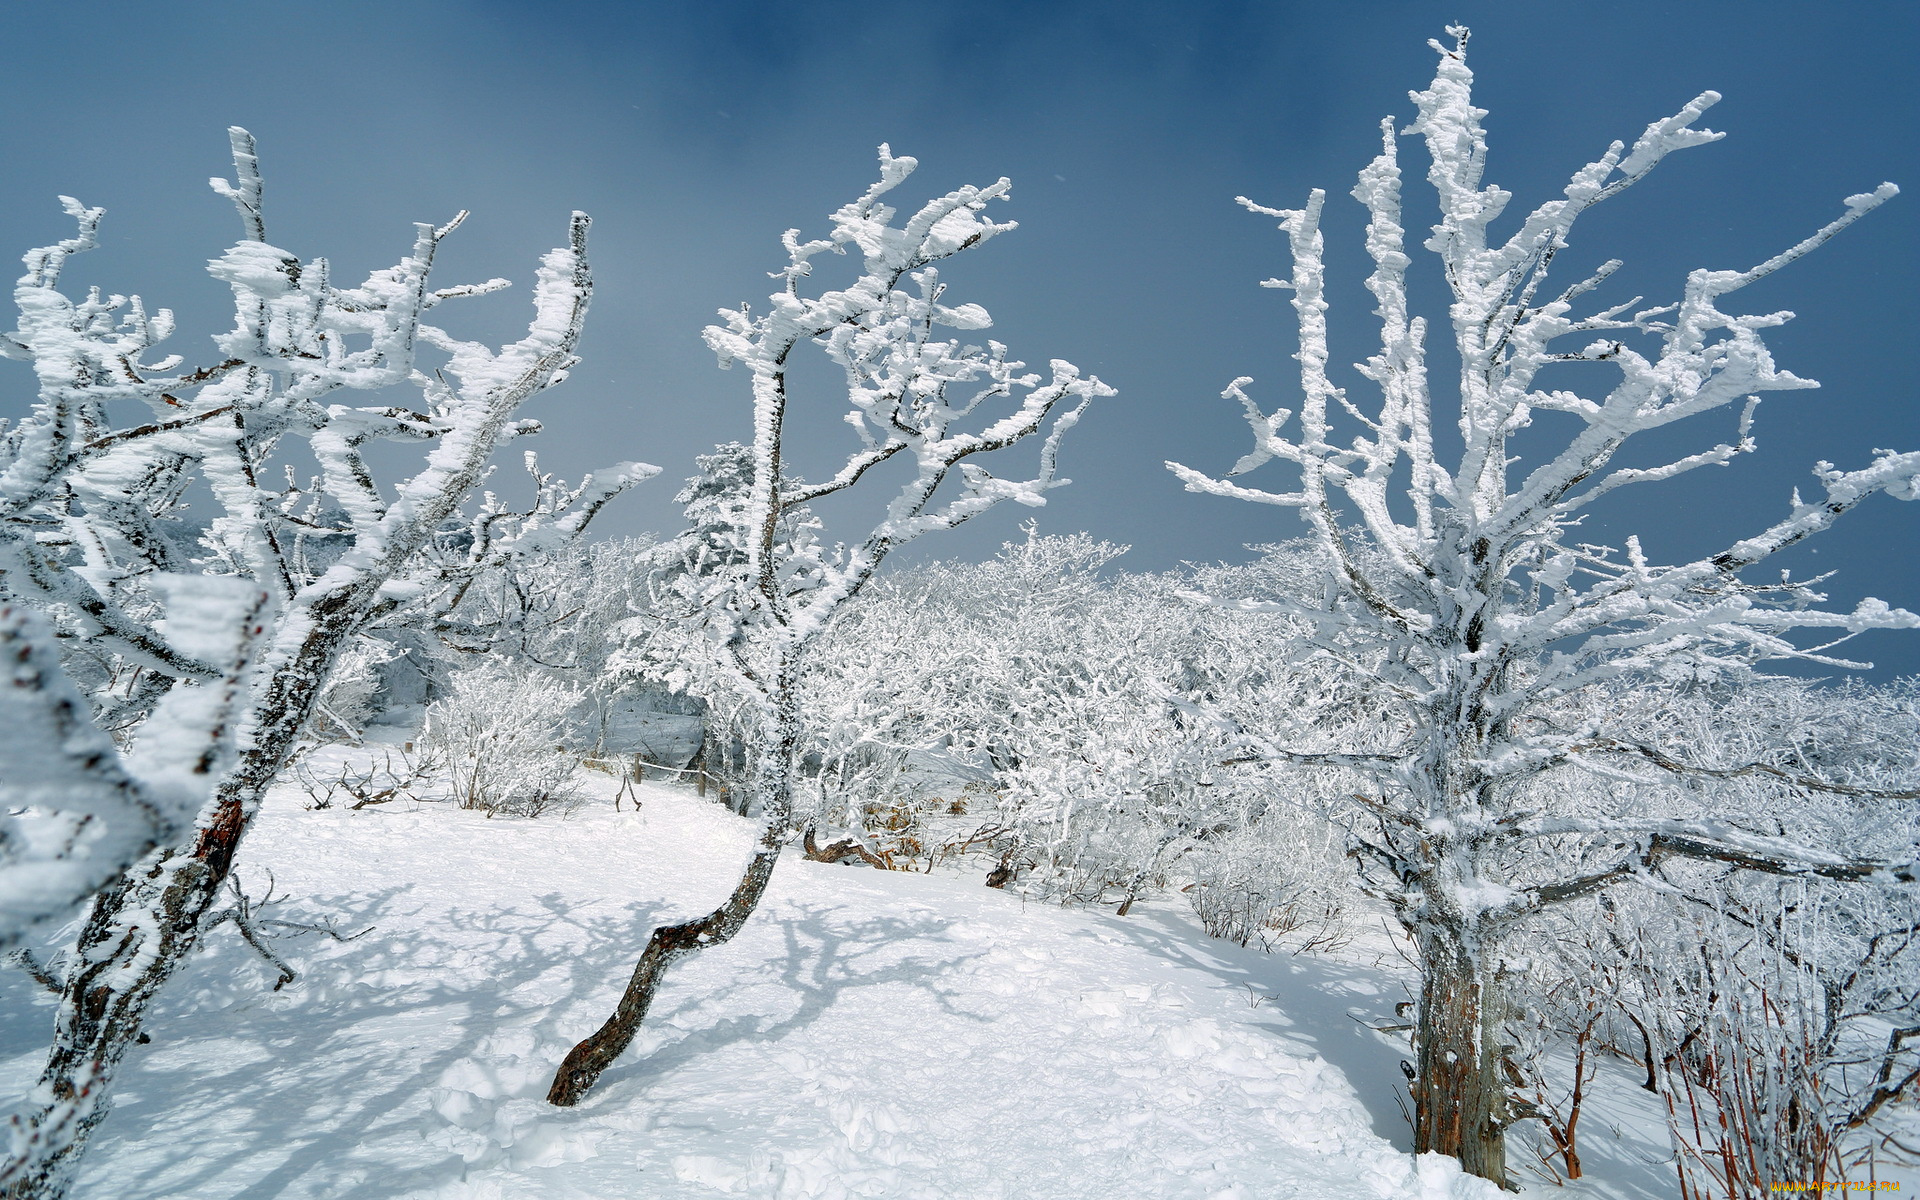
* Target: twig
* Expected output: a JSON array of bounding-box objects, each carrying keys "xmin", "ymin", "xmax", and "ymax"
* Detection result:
[
  {"xmin": 5, "ymin": 949, "xmax": 62, "ymax": 995},
  {"xmin": 202, "ymin": 869, "xmax": 374, "ymax": 991}
]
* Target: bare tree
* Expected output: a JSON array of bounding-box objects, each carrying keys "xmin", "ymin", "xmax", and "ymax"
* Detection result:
[
  {"xmin": 547, "ymin": 147, "xmax": 1108, "ymax": 1106},
  {"xmin": 1167, "ymin": 28, "xmax": 1918, "ymax": 1187},
  {"xmin": 0, "ymin": 130, "xmax": 640, "ymax": 1198}
]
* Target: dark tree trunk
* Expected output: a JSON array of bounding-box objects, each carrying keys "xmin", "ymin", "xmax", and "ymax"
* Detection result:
[
  {"xmin": 2, "ymin": 790, "xmax": 252, "ymax": 1197},
  {"xmin": 545, "ymin": 824, "xmax": 785, "ymax": 1106},
  {"xmin": 547, "ymin": 676, "xmax": 798, "ymax": 1108},
  {"xmin": 1412, "ymin": 928, "xmax": 1513, "ymax": 1189}
]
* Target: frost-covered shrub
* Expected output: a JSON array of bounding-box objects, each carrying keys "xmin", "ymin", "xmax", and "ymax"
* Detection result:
[
  {"xmin": 1498, "ymin": 675, "xmax": 1920, "ymax": 1188},
  {"xmin": 308, "ymin": 635, "xmax": 403, "ymax": 744},
  {"xmin": 427, "ymin": 528, "xmax": 659, "ymax": 747},
  {"xmin": 989, "ymin": 740, "xmax": 1217, "ymax": 913},
  {"xmin": 423, "ymin": 661, "xmax": 587, "ymax": 818},
  {"xmin": 790, "ymin": 531, "xmax": 1367, "ymax": 922},
  {"xmin": 1183, "ymin": 818, "xmax": 1349, "ymax": 953}
]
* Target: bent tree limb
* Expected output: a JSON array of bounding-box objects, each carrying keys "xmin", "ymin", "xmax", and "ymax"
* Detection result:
[
  {"xmin": 547, "ymin": 669, "xmax": 799, "ymax": 1107},
  {"xmin": 1571, "ymin": 736, "xmax": 1920, "ymax": 802},
  {"xmin": 546, "ymin": 821, "xmax": 785, "ymax": 1107}
]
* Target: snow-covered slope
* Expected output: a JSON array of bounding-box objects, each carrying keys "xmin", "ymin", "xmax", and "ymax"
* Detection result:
[{"xmin": 0, "ymin": 758, "xmax": 1506, "ymax": 1198}]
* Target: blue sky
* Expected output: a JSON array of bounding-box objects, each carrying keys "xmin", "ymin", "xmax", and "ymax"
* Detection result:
[{"xmin": 3, "ymin": 1, "xmax": 1915, "ymax": 675}]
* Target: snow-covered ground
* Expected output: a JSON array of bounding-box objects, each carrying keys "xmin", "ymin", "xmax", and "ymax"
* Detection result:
[{"xmin": 0, "ymin": 746, "xmax": 1903, "ymax": 1198}]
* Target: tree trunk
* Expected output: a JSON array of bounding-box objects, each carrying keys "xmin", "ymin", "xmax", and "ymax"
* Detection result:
[
  {"xmin": 0, "ymin": 620, "xmax": 346, "ymax": 1198},
  {"xmin": 0, "ymin": 795, "xmax": 244, "ymax": 1198},
  {"xmin": 547, "ymin": 676, "xmax": 797, "ymax": 1108},
  {"xmin": 545, "ymin": 821, "xmax": 785, "ymax": 1106},
  {"xmin": 1413, "ymin": 927, "xmax": 1513, "ymax": 1189}
]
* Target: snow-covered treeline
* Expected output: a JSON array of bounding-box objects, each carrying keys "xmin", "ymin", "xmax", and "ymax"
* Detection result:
[
  {"xmin": 622, "ymin": 526, "xmax": 1920, "ymax": 1191},
  {"xmin": 784, "ymin": 530, "xmax": 1362, "ymax": 921},
  {"xmin": 257, "ymin": 505, "xmax": 1920, "ymax": 1191}
]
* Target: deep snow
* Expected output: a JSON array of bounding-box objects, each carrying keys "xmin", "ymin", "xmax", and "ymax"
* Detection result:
[{"xmin": 0, "ymin": 745, "xmax": 1903, "ymax": 1198}]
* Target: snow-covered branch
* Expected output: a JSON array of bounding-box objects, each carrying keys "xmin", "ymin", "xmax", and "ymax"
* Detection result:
[
  {"xmin": 698, "ymin": 147, "xmax": 1109, "ymax": 657},
  {"xmin": 0, "ymin": 581, "xmax": 263, "ymax": 946},
  {"xmin": 0, "ymin": 128, "xmax": 627, "ymax": 1197}
]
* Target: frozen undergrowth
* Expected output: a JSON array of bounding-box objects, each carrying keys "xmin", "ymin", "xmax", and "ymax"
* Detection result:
[{"xmin": 0, "ymin": 743, "xmax": 1900, "ymax": 1199}]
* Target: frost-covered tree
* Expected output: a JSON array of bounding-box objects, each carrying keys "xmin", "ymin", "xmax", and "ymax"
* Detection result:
[
  {"xmin": 1167, "ymin": 29, "xmax": 1919, "ymax": 1186},
  {"xmin": 1506, "ymin": 675, "xmax": 1920, "ymax": 1189},
  {"xmin": 614, "ymin": 441, "xmax": 818, "ymax": 802},
  {"xmin": 546, "ymin": 148, "xmax": 1109, "ymax": 1106},
  {"xmin": 395, "ymin": 455, "xmax": 659, "ymax": 750},
  {"xmin": 798, "ymin": 531, "xmax": 1356, "ymax": 920},
  {"xmin": 0, "ymin": 130, "xmax": 641, "ymax": 1197}
]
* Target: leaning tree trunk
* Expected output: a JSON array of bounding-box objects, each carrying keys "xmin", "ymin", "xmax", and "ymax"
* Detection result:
[
  {"xmin": 2, "ymin": 848, "xmax": 218, "ymax": 1198},
  {"xmin": 547, "ymin": 679, "xmax": 798, "ymax": 1107},
  {"xmin": 1412, "ymin": 907, "xmax": 1514, "ymax": 1189},
  {"xmin": 0, "ymin": 622, "xmax": 350, "ymax": 1199}
]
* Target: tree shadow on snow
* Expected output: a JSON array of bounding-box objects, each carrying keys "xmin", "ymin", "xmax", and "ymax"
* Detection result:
[
  {"xmin": 62, "ymin": 884, "xmax": 650, "ymax": 1199},
  {"xmin": 1062, "ymin": 904, "xmax": 1424, "ymax": 1153},
  {"xmin": 8, "ymin": 854, "xmax": 1682, "ymax": 1200},
  {"xmin": 52, "ymin": 876, "xmax": 984, "ymax": 1199},
  {"xmin": 585, "ymin": 896, "xmax": 987, "ymax": 1097}
]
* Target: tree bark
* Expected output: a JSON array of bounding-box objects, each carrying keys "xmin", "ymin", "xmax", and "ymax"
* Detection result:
[
  {"xmin": 1412, "ymin": 926, "xmax": 1513, "ymax": 1189},
  {"xmin": 0, "ymin": 614, "xmax": 350, "ymax": 1198},
  {"xmin": 1, "ymin": 791, "xmax": 252, "ymax": 1197},
  {"xmin": 545, "ymin": 823, "xmax": 785, "ymax": 1106}
]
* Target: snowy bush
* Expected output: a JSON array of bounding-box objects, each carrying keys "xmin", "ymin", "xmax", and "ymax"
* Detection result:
[
  {"xmin": 424, "ymin": 660, "xmax": 587, "ymax": 818},
  {"xmin": 1547, "ymin": 870, "xmax": 1920, "ymax": 1193},
  {"xmin": 308, "ymin": 635, "xmax": 403, "ymax": 744},
  {"xmin": 1182, "ymin": 817, "xmax": 1350, "ymax": 954},
  {"xmin": 1495, "ymin": 674, "xmax": 1920, "ymax": 1185},
  {"xmin": 783, "ymin": 530, "xmax": 1376, "ymax": 946},
  {"xmin": 421, "ymin": 461, "xmax": 659, "ymax": 738},
  {"xmin": 294, "ymin": 745, "xmax": 441, "ymax": 812}
]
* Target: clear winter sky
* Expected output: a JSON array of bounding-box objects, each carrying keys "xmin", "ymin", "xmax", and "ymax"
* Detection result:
[{"xmin": 2, "ymin": 1, "xmax": 1914, "ymax": 677}]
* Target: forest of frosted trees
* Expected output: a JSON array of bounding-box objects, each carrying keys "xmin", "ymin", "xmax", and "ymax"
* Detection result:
[{"xmin": 0, "ymin": 26, "xmax": 1915, "ymax": 1200}]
